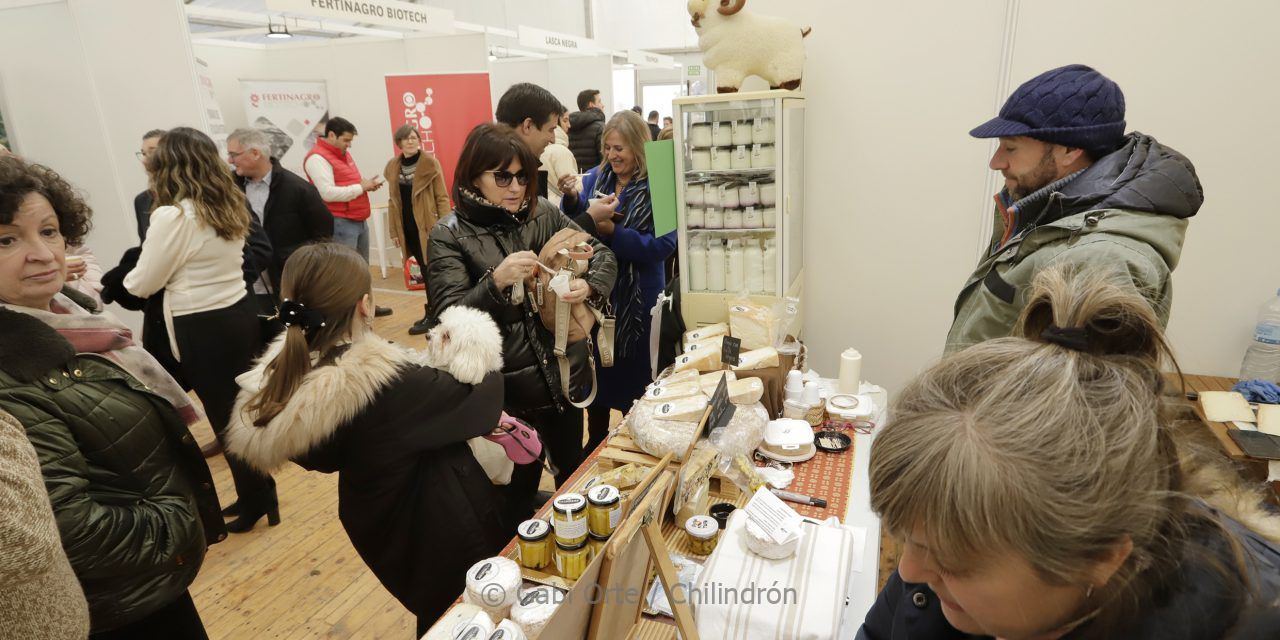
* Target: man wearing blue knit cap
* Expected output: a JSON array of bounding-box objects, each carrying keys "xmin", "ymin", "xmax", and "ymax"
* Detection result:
[{"xmin": 946, "ymin": 64, "xmax": 1203, "ymax": 353}]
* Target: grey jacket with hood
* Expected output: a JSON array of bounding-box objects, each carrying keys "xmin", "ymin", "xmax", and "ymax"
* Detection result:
[{"xmin": 946, "ymin": 132, "xmax": 1203, "ymax": 353}]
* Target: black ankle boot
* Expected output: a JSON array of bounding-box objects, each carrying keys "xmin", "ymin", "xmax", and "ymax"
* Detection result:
[
  {"xmin": 221, "ymin": 501, "xmax": 239, "ymax": 518},
  {"xmin": 225, "ymin": 506, "xmax": 281, "ymax": 533},
  {"xmin": 408, "ymin": 303, "xmax": 432, "ymax": 336}
]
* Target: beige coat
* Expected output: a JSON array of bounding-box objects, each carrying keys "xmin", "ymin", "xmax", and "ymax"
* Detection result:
[
  {"xmin": 0, "ymin": 410, "xmax": 90, "ymax": 640},
  {"xmin": 384, "ymin": 153, "xmax": 450, "ymax": 262}
]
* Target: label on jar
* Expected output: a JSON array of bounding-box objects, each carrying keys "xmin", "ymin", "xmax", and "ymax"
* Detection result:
[
  {"xmin": 712, "ymin": 122, "xmax": 721, "ymax": 134},
  {"xmin": 754, "ymin": 119, "xmax": 764, "ymax": 131},
  {"xmin": 685, "ymin": 515, "xmax": 718, "ymax": 539},
  {"xmin": 554, "ymin": 516, "xmax": 588, "ymax": 540},
  {"xmin": 520, "ymin": 519, "xmax": 550, "ymax": 540},
  {"xmin": 749, "ymin": 181, "xmax": 759, "ymax": 196},
  {"xmin": 752, "ymin": 143, "xmax": 762, "ymax": 156},
  {"xmin": 736, "ymin": 146, "xmax": 747, "ymax": 160},
  {"xmin": 718, "ymin": 184, "xmax": 727, "ymax": 198},
  {"xmin": 609, "ymin": 508, "xmax": 621, "ymax": 529}
]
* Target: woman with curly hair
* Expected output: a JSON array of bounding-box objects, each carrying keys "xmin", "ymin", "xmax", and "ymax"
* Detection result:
[
  {"xmin": 0, "ymin": 155, "xmax": 225, "ymax": 638},
  {"xmin": 124, "ymin": 127, "xmax": 279, "ymax": 533}
]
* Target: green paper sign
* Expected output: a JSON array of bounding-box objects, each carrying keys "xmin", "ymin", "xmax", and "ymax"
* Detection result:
[{"xmin": 646, "ymin": 139, "xmax": 678, "ymax": 237}]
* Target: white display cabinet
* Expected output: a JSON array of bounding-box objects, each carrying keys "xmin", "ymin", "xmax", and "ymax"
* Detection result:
[{"xmin": 673, "ymin": 90, "xmax": 805, "ymax": 328}]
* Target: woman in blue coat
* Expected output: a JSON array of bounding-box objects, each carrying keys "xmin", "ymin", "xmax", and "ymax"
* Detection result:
[{"xmin": 561, "ymin": 110, "xmax": 675, "ymax": 451}]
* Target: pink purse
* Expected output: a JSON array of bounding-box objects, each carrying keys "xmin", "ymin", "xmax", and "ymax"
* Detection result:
[{"xmin": 484, "ymin": 413, "xmax": 542, "ymax": 465}]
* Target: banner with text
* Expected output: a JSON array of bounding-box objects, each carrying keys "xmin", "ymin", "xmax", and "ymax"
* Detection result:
[
  {"xmin": 266, "ymin": 0, "xmax": 453, "ymax": 33},
  {"xmin": 384, "ymin": 72, "xmax": 492, "ymax": 203},
  {"xmin": 240, "ymin": 80, "xmax": 329, "ymax": 176}
]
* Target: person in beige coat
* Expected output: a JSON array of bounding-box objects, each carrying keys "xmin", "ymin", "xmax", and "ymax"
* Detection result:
[
  {"xmin": 0, "ymin": 409, "xmax": 90, "ymax": 640},
  {"xmin": 384, "ymin": 124, "xmax": 450, "ymax": 335}
]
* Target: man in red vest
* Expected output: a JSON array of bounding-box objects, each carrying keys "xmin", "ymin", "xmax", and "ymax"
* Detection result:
[{"xmin": 304, "ymin": 116, "xmax": 392, "ymax": 316}]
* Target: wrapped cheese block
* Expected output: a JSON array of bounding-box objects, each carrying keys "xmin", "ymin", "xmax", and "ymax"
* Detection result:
[
  {"xmin": 684, "ymin": 322, "xmax": 728, "ymax": 344},
  {"xmin": 728, "ymin": 378, "xmax": 765, "ymax": 405},
  {"xmin": 653, "ymin": 396, "xmax": 710, "ymax": 422},
  {"xmin": 511, "ymin": 586, "xmax": 563, "ymax": 639},
  {"xmin": 699, "ymin": 370, "xmax": 736, "ymax": 395},
  {"xmin": 729, "ymin": 303, "xmax": 778, "ymax": 350},
  {"xmin": 463, "ymin": 557, "xmax": 522, "ymax": 623},
  {"xmin": 422, "ymin": 604, "xmax": 487, "ymax": 640},
  {"xmin": 673, "ymin": 347, "xmax": 722, "ymax": 373},
  {"xmin": 685, "ymin": 335, "xmax": 725, "ymax": 355},
  {"xmin": 629, "ymin": 401, "xmax": 702, "ymax": 461},
  {"xmin": 645, "ymin": 381, "xmax": 703, "ymax": 402},
  {"xmin": 655, "ymin": 368, "xmax": 700, "ymax": 387},
  {"xmin": 732, "ymin": 347, "xmax": 779, "ymax": 371}
]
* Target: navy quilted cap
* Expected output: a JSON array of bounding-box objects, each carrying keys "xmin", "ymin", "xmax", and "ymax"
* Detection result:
[{"xmin": 971, "ymin": 64, "xmax": 1127, "ymax": 156}]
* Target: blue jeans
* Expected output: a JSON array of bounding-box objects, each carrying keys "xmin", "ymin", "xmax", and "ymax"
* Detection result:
[{"xmin": 332, "ymin": 217, "xmax": 370, "ymax": 262}]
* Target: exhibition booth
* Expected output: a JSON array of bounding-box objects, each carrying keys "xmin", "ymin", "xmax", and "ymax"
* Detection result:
[{"xmin": 3, "ymin": 0, "xmax": 1280, "ymax": 639}]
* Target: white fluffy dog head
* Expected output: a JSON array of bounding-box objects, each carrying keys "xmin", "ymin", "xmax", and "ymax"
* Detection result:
[{"xmin": 422, "ymin": 306, "xmax": 504, "ymax": 385}]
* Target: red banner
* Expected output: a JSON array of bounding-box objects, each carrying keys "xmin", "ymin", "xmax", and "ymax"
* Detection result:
[{"xmin": 384, "ymin": 72, "xmax": 492, "ymax": 203}]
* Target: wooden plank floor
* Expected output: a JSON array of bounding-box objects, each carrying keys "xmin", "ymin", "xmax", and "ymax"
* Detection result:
[{"xmin": 190, "ymin": 268, "xmax": 574, "ymax": 639}]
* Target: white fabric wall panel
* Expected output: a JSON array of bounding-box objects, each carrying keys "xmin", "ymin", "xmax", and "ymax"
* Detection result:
[
  {"xmin": 489, "ymin": 59, "xmax": 551, "ymax": 111},
  {"xmin": 1010, "ymin": 0, "xmax": 1280, "ymax": 379}
]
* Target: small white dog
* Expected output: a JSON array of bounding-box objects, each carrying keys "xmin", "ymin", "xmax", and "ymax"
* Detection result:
[{"xmin": 420, "ymin": 305, "xmax": 504, "ymax": 385}]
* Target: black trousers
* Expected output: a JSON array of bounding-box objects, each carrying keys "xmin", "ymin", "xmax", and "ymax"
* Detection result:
[
  {"xmin": 585, "ymin": 405, "xmax": 612, "ymax": 455},
  {"xmin": 499, "ymin": 405, "xmax": 585, "ymax": 527},
  {"xmin": 90, "ymin": 590, "xmax": 207, "ymax": 640},
  {"xmin": 172, "ymin": 296, "xmax": 278, "ymax": 514}
]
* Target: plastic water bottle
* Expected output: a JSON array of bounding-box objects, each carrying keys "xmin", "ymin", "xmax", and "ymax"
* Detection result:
[{"xmin": 1240, "ymin": 289, "xmax": 1280, "ymax": 382}]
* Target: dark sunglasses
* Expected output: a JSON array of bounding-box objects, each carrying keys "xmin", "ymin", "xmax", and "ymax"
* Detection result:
[{"xmin": 485, "ymin": 170, "xmax": 529, "ymax": 188}]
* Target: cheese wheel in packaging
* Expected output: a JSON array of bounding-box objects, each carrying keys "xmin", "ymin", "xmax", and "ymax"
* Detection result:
[
  {"xmin": 422, "ymin": 604, "xmax": 487, "ymax": 640},
  {"xmin": 463, "ymin": 557, "xmax": 521, "ymax": 622},
  {"xmin": 487, "ymin": 620, "xmax": 527, "ymax": 640},
  {"xmin": 511, "ymin": 586, "xmax": 562, "ymax": 639}
]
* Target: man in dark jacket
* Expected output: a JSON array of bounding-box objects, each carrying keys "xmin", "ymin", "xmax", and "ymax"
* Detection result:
[
  {"xmin": 227, "ymin": 127, "xmax": 334, "ymax": 308},
  {"xmin": 569, "ymin": 89, "xmax": 606, "ymax": 170},
  {"xmin": 132, "ymin": 128, "xmax": 164, "ymax": 241},
  {"xmin": 495, "ymin": 83, "xmax": 563, "ymax": 202},
  {"xmin": 948, "ymin": 64, "xmax": 1202, "ymax": 353}
]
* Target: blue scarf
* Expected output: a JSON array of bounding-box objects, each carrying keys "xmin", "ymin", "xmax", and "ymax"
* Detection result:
[{"xmin": 593, "ymin": 164, "xmax": 653, "ymax": 358}]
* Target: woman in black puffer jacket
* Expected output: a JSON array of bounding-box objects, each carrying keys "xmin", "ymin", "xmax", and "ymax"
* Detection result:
[{"xmin": 427, "ymin": 123, "xmax": 615, "ymax": 522}]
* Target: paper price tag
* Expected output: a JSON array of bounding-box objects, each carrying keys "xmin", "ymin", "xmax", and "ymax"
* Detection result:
[{"xmin": 745, "ymin": 487, "xmax": 804, "ymax": 544}]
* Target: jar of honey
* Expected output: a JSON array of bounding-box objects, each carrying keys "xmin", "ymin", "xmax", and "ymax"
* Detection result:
[
  {"xmin": 587, "ymin": 485, "xmax": 621, "ymax": 540},
  {"xmin": 551, "ymin": 493, "xmax": 588, "ymax": 546},
  {"xmin": 516, "ymin": 519, "xmax": 552, "ymax": 570}
]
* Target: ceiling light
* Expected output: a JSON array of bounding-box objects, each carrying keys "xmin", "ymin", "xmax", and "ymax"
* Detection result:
[{"xmin": 266, "ymin": 17, "xmax": 293, "ymax": 39}]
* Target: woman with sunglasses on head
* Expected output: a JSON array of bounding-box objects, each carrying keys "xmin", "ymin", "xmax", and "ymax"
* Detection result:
[
  {"xmin": 426, "ymin": 123, "xmax": 616, "ymax": 526},
  {"xmin": 859, "ymin": 264, "xmax": 1280, "ymax": 640},
  {"xmin": 227, "ymin": 242, "xmax": 508, "ymax": 636}
]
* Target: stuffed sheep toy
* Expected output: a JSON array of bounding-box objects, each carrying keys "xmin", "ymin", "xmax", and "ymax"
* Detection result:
[{"xmin": 688, "ymin": 0, "xmax": 811, "ymax": 93}]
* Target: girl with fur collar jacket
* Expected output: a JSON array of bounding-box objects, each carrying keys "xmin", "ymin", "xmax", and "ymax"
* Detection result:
[{"xmin": 225, "ymin": 243, "xmax": 508, "ymax": 632}]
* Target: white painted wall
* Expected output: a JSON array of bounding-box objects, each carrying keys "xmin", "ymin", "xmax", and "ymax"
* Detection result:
[
  {"xmin": 592, "ymin": 0, "xmax": 698, "ymax": 50},
  {"xmin": 603, "ymin": 0, "xmax": 1280, "ymax": 391},
  {"xmin": 0, "ymin": 0, "xmax": 208, "ymax": 331},
  {"xmin": 489, "ymin": 59, "xmax": 551, "ymax": 108},
  {"xmin": 547, "ymin": 56, "xmax": 615, "ymax": 118}
]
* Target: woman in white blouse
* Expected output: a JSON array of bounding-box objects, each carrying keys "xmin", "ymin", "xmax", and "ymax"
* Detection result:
[{"xmin": 125, "ymin": 127, "xmax": 278, "ymax": 533}]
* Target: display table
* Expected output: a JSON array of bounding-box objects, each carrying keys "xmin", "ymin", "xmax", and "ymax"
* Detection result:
[
  {"xmin": 423, "ymin": 381, "xmax": 887, "ymax": 640},
  {"xmin": 1181, "ymin": 374, "xmax": 1280, "ymax": 501}
]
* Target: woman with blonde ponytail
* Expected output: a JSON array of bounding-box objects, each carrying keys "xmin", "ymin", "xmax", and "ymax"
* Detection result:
[
  {"xmin": 858, "ymin": 265, "xmax": 1280, "ymax": 640},
  {"xmin": 226, "ymin": 243, "xmax": 510, "ymax": 636}
]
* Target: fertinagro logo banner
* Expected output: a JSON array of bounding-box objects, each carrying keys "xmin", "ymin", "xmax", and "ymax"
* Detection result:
[{"xmin": 240, "ymin": 80, "xmax": 330, "ymax": 175}]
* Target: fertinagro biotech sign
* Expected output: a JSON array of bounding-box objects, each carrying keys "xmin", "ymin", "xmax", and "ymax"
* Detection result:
[
  {"xmin": 266, "ymin": 0, "xmax": 454, "ymax": 33},
  {"xmin": 240, "ymin": 80, "xmax": 329, "ymax": 175}
]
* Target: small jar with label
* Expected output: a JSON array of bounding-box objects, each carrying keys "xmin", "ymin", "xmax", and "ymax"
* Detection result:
[
  {"xmin": 554, "ymin": 539, "xmax": 593, "ymax": 581},
  {"xmin": 551, "ymin": 493, "xmax": 588, "ymax": 546},
  {"xmin": 587, "ymin": 485, "xmax": 622, "ymax": 539},
  {"xmin": 687, "ymin": 206, "xmax": 705, "ymax": 229},
  {"xmin": 704, "ymin": 207, "xmax": 724, "ymax": 229},
  {"xmin": 724, "ymin": 208, "xmax": 744, "ymax": 229},
  {"xmin": 517, "ymin": 519, "xmax": 553, "ymax": 570},
  {"xmin": 685, "ymin": 515, "xmax": 720, "ymax": 555}
]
